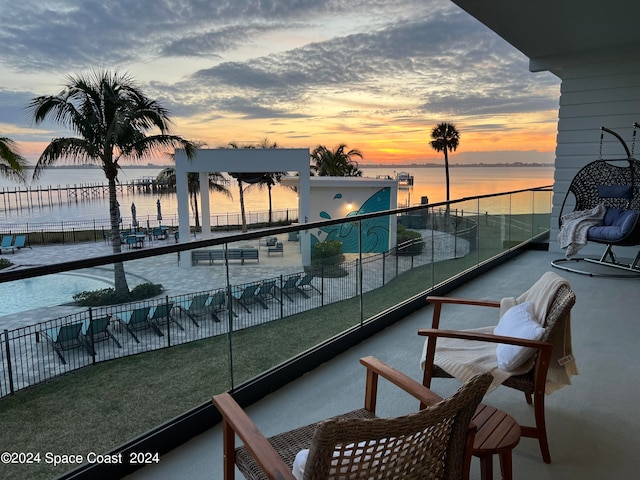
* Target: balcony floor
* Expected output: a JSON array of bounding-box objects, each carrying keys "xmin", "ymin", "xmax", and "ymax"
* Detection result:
[{"xmin": 126, "ymin": 249, "xmax": 640, "ymax": 480}]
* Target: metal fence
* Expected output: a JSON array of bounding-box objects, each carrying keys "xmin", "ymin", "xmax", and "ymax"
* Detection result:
[
  {"xmin": 0, "ymin": 209, "xmax": 298, "ymax": 246},
  {"xmin": 0, "ymin": 235, "xmax": 457, "ymax": 397}
]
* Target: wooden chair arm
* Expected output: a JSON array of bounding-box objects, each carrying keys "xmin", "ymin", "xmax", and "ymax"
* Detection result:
[
  {"xmin": 426, "ymin": 296, "xmax": 501, "ymax": 308},
  {"xmin": 418, "ymin": 328, "xmax": 553, "ymax": 351},
  {"xmin": 360, "ymin": 356, "xmax": 443, "ymax": 409},
  {"xmin": 212, "ymin": 393, "xmax": 295, "ymax": 480}
]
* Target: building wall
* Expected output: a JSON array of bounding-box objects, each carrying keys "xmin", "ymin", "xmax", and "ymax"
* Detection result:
[
  {"xmin": 550, "ymin": 59, "xmax": 640, "ymax": 255},
  {"xmin": 309, "ymin": 185, "xmax": 394, "ymax": 253}
]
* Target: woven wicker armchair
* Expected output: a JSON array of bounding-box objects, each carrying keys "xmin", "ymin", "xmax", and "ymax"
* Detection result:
[
  {"xmin": 212, "ymin": 356, "xmax": 492, "ymax": 480},
  {"xmin": 419, "ymin": 280, "xmax": 576, "ymax": 464}
]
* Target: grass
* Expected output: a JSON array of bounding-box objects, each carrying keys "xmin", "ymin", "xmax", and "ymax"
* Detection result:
[{"xmin": 0, "ymin": 214, "xmax": 548, "ymax": 480}]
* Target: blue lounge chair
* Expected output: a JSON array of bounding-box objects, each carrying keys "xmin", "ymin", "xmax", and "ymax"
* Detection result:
[
  {"xmin": 208, "ymin": 289, "xmax": 237, "ymax": 318},
  {"xmin": 232, "ymin": 284, "xmax": 267, "ymax": 313},
  {"xmin": 81, "ymin": 314, "xmax": 122, "ymax": 355},
  {"xmin": 1, "ymin": 235, "xmax": 14, "ymax": 254},
  {"xmin": 177, "ymin": 293, "xmax": 219, "ymax": 326},
  {"xmin": 149, "ymin": 301, "xmax": 183, "ymax": 331},
  {"xmin": 298, "ymin": 273, "xmax": 321, "ymax": 293},
  {"xmin": 277, "ymin": 274, "xmax": 309, "ymax": 301},
  {"xmin": 255, "ymin": 279, "xmax": 281, "ymax": 306},
  {"xmin": 42, "ymin": 322, "xmax": 84, "ymax": 364},
  {"xmin": 117, "ymin": 306, "xmax": 156, "ymax": 343},
  {"xmin": 12, "ymin": 235, "xmax": 29, "ymax": 250}
]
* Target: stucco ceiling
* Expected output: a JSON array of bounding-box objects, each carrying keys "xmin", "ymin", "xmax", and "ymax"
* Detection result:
[{"xmin": 451, "ymin": 0, "xmax": 640, "ymax": 72}]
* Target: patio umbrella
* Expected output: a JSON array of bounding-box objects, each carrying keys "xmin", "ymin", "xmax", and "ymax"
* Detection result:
[
  {"xmin": 156, "ymin": 199, "xmax": 163, "ymax": 223},
  {"xmin": 131, "ymin": 202, "xmax": 138, "ymax": 227}
]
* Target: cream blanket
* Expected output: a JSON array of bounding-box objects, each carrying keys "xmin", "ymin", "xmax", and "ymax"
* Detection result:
[
  {"xmin": 558, "ymin": 203, "xmax": 606, "ymax": 259},
  {"xmin": 421, "ymin": 271, "xmax": 578, "ymax": 394}
]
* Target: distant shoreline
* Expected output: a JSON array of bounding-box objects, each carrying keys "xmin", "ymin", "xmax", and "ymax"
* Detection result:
[
  {"xmin": 40, "ymin": 162, "xmax": 554, "ymax": 170},
  {"xmin": 359, "ymin": 162, "xmax": 554, "ymax": 168}
]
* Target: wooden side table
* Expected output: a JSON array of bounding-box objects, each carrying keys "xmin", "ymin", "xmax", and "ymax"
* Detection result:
[{"xmin": 471, "ymin": 404, "xmax": 521, "ymax": 480}]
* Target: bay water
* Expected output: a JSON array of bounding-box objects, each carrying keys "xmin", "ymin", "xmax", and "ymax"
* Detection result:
[{"xmin": 0, "ymin": 165, "xmax": 554, "ymax": 224}]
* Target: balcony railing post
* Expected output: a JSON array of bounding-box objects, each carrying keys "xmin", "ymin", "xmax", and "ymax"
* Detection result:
[{"xmin": 3, "ymin": 329, "xmax": 14, "ymax": 396}]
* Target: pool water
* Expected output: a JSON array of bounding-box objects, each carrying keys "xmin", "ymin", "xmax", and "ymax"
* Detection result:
[{"xmin": 0, "ymin": 273, "xmax": 113, "ymax": 317}]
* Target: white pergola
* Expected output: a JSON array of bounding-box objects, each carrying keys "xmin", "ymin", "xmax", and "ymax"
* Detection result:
[{"xmin": 173, "ymin": 148, "xmax": 311, "ymax": 265}]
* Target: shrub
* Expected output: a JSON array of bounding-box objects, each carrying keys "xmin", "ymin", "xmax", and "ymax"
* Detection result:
[
  {"xmin": 0, "ymin": 258, "xmax": 13, "ymax": 270},
  {"xmin": 396, "ymin": 228, "xmax": 425, "ymax": 256},
  {"xmin": 73, "ymin": 282, "xmax": 164, "ymax": 306},
  {"xmin": 311, "ymin": 240, "xmax": 345, "ymax": 266}
]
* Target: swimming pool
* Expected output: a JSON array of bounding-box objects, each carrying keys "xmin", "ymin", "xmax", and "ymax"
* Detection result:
[{"xmin": 0, "ymin": 272, "xmax": 113, "ymax": 317}]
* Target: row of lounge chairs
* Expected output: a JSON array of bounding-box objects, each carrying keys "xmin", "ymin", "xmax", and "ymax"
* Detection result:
[
  {"xmin": 40, "ymin": 273, "xmax": 321, "ymax": 364},
  {"xmin": 1, "ymin": 235, "xmax": 29, "ymax": 254}
]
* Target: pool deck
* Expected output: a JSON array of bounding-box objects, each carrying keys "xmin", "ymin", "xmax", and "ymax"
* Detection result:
[{"xmin": 0, "ymin": 229, "xmax": 463, "ymax": 331}]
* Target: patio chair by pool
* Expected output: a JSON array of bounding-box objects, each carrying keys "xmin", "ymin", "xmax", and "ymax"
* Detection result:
[
  {"xmin": 177, "ymin": 293, "xmax": 220, "ymax": 326},
  {"xmin": 255, "ymin": 279, "xmax": 281, "ymax": 306},
  {"xmin": 1, "ymin": 235, "xmax": 14, "ymax": 254},
  {"xmin": 81, "ymin": 314, "xmax": 122, "ymax": 355},
  {"xmin": 232, "ymin": 284, "xmax": 268, "ymax": 313},
  {"xmin": 209, "ymin": 289, "xmax": 237, "ymax": 319},
  {"xmin": 42, "ymin": 322, "xmax": 84, "ymax": 364},
  {"xmin": 213, "ymin": 356, "xmax": 491, "ymax": 480},
  {"xmin": 297, "ymin": 272, "xmax": 321, "ymax": 293},
  {"xmin": 12, "ymin": 235, "xmax": 29, "ymax": 250},
  {"xmin": 117, "ymin": 306, "xmax": 157, "ymax": 343},
  {"xmin": 277, "ymin": 274, "xmax": 309, "ymax": 301},
  {"xmin": 149, "ymin": 301, "xmax": 183, "ymax": 332}
]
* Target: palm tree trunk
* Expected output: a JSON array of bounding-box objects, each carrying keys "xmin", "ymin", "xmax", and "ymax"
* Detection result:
[
  {"xmin": 238, "ymin": 180, "xmax": 248, "ymax": 232},
  {"xmin": 444, "ymin": 149, "xmax": 450, "ymax": 204},
  {"xmin": 268, "ymin": 184, "xmax": 273, "ymax": 225},
  {"xmin": 192, "ymin": 192, "xmax": 200, "ymax": 229},
  {"xmin": 108, "ymin": 176, "xmax": 130, "ymax": 295}
]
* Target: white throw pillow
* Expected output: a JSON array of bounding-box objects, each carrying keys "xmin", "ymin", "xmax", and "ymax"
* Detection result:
[{"xmin": 493, "ymin": 302, "xmax": 545, "ymax": 371}]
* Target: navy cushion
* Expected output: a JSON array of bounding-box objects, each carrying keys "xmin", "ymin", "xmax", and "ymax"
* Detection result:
[
  {"xmin": 588, "ymin": 208, "xmax": 640, "ymax": 242},
  {"xmin": 597, "ymin": 184, "xmax": 633, "ymax": 199}
]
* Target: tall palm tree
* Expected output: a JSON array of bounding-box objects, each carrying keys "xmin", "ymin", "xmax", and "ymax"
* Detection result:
[
  {"xmin": 310, "ymin": 144, "xmax": 363, "ymax": 176},
  {"xmin": 227, "ymin": 142, "xmax": 263, "ymax": 233},
  {"xmin": 429, "ymin": 122, "xmax": 460, "ymax": 206},
  {"xmin": 156, "ymin": 167, "xmax": 231, "ymax": 228},
  {"xmin": 28, "ymin": 69, "xmax": 197, "ymax": 295},
  {"xmin": 252, "ymin": 138, "xmax": 286, "ymax": 225},
  {"xmin": 0, "ymin": 137, "xmax": 28, "ymax": 183}
]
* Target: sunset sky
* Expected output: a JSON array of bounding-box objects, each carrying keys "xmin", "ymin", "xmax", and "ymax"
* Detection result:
[{"xmin": 0, "ymin": 0, "xmax": 561, "ymax": 166}]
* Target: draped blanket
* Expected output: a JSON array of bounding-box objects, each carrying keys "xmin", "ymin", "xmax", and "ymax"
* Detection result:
[
  {"xmin": 421, "ymin": 271, "xmax": 578, "ymax": 394},
  {"xmin": 558, "ymin": 203, "xmax": 606, "ymax": 259}
]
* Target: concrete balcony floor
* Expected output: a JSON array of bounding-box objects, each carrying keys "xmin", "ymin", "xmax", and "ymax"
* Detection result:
[{"xmin": 126, "ymin": 249, "xmax": 639, "ymax": 480}]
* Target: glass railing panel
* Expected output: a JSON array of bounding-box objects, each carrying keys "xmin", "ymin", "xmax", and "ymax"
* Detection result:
[
  {"xmin": 532, "ymin": 188, "xmax": 553, "ymax": 237},
  {"xmin": 507, "ymin": 191, "xmax": 535, "ymax": 245},
  {"xmin": 362, "ymin": 208, "xmax": 435, "ymax": 321},
  {"xmin": 476, "ymin": 194, "xmax": 513, "ymax": 263}
]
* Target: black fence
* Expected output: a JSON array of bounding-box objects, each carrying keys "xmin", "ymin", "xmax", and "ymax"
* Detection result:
[{"xmin": 0, "ymin": 235, "xmax": 460, "ymax": 397}]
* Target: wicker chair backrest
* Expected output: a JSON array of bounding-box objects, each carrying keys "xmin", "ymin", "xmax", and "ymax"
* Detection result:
[{"xmin": 303, "ymin": 372, "xmax": 492, "ymax": 480}]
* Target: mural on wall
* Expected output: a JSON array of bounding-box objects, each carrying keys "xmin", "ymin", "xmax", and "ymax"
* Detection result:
[{"xmin": 311, "ymin": 187, "xmax": 391, "ymax": 253}]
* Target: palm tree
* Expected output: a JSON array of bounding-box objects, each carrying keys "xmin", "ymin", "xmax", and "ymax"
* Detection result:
[
  {"xmin": 0, "ymin": 137, "xmax": 28, "ymax": 183},
  {"xmin": 310, "ymin": 144, "xmax": 363, "ymax": 176},
  {"xmin": 429, "ymin": 122, "xmax": 460, "ymax": 206},
  {"xmin": 28, "ymin": 69, "xmax": 197, "ymax": 296},
  {"xmin": 156, "ymin": 167, "xmax": 231, "ymax": 228},
  {"xmin": 252, "ymin": 138, "xmax": 287, "ymax": 225},
  {"xmin": 227, "ymin": 142, "xmax": 263, "ymax": 233}
]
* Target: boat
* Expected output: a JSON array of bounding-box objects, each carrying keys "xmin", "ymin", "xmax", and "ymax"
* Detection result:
[{"xmin": 395, "ymin": 171, "xmax": 414, "ymax": 187}]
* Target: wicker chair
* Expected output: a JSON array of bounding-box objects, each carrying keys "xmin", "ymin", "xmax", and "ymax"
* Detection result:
[
  {"xmin": 419, "ymin": 280, "xmax": 576, "ymax": 464},
  {"xmin": 212, "ymin": 356, "xmax": 492, "ymax": 480}
]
